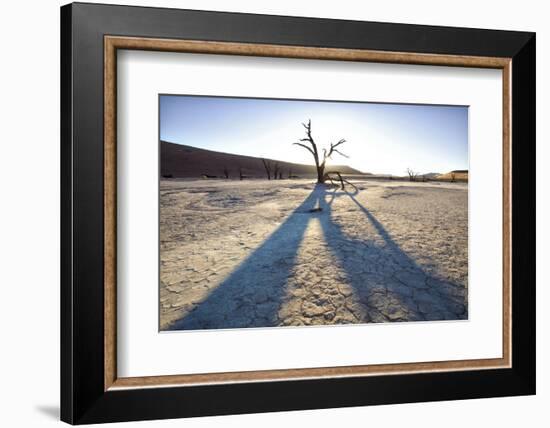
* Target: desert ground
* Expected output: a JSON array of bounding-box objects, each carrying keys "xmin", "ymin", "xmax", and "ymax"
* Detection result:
[{"xmin": 160, "ymin": 179, "xmax": 468, "ymax": 331}]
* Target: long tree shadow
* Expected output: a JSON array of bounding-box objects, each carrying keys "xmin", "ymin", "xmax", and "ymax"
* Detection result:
[
  {"xmin": 170, "ymin": 184, "xmax": 468, "ymax": 331},
  {"xmin": 316, "ymin": 185, "xmax": 467, "ymax": 323},
  {"xmin": 169, "ymin": 188, "xmax": 320, "ymax": 330}
]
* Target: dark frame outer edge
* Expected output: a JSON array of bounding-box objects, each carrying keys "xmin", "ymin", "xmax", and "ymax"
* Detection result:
[
  {"xmin": 60, "ymin": 4, "xmax": 74, "ymax": 425},
  {"xmin": 510, "ymin": 34, "xmax": 536, "ymax": 390}
]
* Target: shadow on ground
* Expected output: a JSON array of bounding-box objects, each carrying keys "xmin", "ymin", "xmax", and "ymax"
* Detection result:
[
  {"xmin": 169, "ymin": 184, "xmax": 467, "ymax": 331},
  {"xmin": 35, "ymin": 405, "xmax": 59, "ymax": 420}
]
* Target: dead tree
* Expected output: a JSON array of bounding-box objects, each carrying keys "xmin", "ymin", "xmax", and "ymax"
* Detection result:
[
  {"xmin": 293, "ymin": 119, "xmax": 348, "ymax": 184},
  {"xmin": 261, "ymin": 158, "xmax": 272, "ymax": 180},
  {"xmin": 273, "ymin": 162, "xmax": 280, "ymax": 180},
  {"xmin": 261, "ymin": 159, "xmax": 284, "ymax": 180},
  {"xmin": 239, "ymin": 167, "xmax": 244, "ymax": 181},
  {"xmin": 325, "ymin": 171, "xmax": 357, "ymax": 191},
  {"xmin": 223, "ymin": 166, "xmax": 230, "ymax": 179},
  {"xmin": 406, "ymin": 168, "xmax": 419, "ymax": 182}
]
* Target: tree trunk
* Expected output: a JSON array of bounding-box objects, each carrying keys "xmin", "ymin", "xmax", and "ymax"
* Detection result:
[{"xmin": 317, "ymin": 163, "xmax": 325, "ymax": 183}]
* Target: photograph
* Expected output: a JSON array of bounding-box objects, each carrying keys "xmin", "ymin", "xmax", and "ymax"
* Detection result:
[{"xmin": 159, "ymin": 95, "xmax": 469, "ymax": 331}]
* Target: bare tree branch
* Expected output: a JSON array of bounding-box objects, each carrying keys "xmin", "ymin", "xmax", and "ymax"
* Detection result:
[
  {"xmin": 324, "ymin": 139, "xmax": 347, "ymax": 161},
  {"xmin": 293, "ymin": 142, "xmax": 315, "ymax": 156},
  {"xmin": 324, "ymin": 171, "xmax": 358, "ymax": 191},
  {"xmin": 332, "ymin": 149, "xmax": 349, "ymax": 158}
]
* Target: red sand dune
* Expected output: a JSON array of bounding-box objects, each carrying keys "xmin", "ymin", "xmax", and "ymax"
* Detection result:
[{"xmin": 160, "ymin": 141, "xmax": 366, "ymax": 179}]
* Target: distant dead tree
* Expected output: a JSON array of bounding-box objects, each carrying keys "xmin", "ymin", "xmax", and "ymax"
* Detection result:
[
  {"xmin": 261, "ymin": 159, "xmax": 284, "ymax": 180},
  {"xmin": 273, "ymin": 162, "xmax": 280, "ymax": 180},
  {"xmin": 223, "ymin": 166, "xmax": 230, "ymax": 179},
  {"xmin": 261, "ymin": 158, "xmax": 272, "ymax": 180},
  {"xmin": 293, "ymin": 119, "xmax": 348, "ymax": 184},
  {"xmin": 239, "ymin": 166, "xmax": 244, "ymax": 181},
  {"xmin": 406, "ymin": 168, "xmax": 419, "ymax": 182}
]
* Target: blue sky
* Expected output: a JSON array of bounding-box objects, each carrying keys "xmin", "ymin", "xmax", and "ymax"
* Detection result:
[{"xmin": 160, "ymin": 95, "xmax": 468, "ymax": 175}]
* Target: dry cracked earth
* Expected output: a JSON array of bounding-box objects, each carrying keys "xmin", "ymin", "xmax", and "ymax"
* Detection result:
[{"xmin": 160, "ymin": 179, "xmax": 468, "ymax": 331}]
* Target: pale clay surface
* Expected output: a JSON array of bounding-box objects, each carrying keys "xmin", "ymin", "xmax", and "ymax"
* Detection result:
[{"xmin": 160, "ymin": 179, "xmax": 468, "ymax": 331}]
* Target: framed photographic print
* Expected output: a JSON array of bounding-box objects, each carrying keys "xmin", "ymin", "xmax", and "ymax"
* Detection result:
[{"xmin": 60, "ymin": 2, "xmax": 536, "ymax": 424}]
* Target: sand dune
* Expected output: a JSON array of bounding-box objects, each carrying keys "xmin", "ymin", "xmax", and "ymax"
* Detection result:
[
  {"xmin": 160, "ymin": 141, "xmax": 367, "ymax": 179},
  {"xmin": 436, "ymin": 170, "xmax": 468, "ymax": 182}
]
